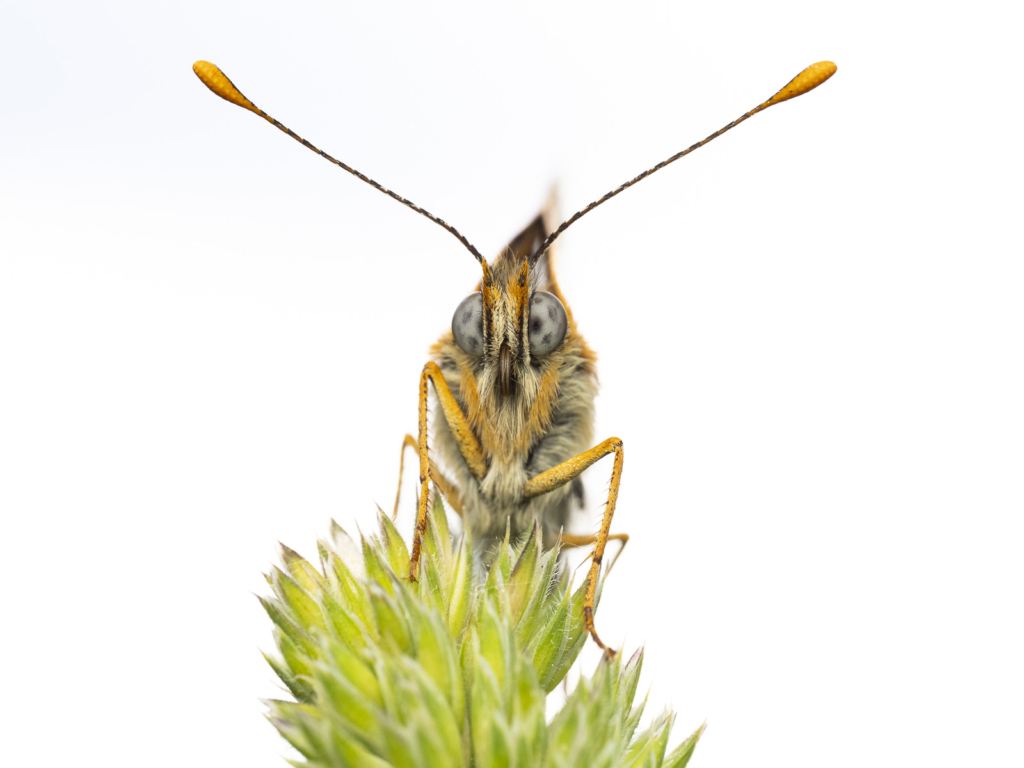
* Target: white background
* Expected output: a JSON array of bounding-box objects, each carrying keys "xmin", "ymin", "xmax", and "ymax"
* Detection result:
[{"xmin": 2, "ymin": 1, "xmax": 1022, "ymax": 766}]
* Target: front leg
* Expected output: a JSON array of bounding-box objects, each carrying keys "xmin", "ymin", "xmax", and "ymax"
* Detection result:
[
  {"xmin": 409, "ymin": 362, "xmax": 487, "ymax": 581},
  {"xmin": 523, "ymin": 437, "xmax": 625, "ymax": 656}
]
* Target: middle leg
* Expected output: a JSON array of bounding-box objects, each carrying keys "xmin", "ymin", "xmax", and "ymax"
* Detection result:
[
  {"xmin": 392, "ymin": 433, "xmax": 463, "ymax": 521},
  {"xmin": 560, "ymin": 532, "xmax": 630, "ymax": 575}
]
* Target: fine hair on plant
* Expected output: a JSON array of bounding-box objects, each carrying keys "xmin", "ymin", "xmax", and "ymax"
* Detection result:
[{"xmin": 260, "ymin": 496, "xmax": 704, "ymax": 768}]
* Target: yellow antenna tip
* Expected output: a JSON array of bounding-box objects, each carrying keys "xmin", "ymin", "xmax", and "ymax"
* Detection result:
[
  {"xmin": 192, "ymin": 60, "xmax": 258, "ymax": 114},
  {"xmin": 767, "ymin": 61, "xmax": 837, "ymax": 106}
]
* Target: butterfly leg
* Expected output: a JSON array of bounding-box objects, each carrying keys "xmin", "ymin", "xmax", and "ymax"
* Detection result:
[
  {"xmin": 560, "ymin": 532, "xmax": 630, "ymax": 574},
  {"xmin": 392, "ymin": 434, "xmax": 464, "ymax": 521},
  {"xmin": 523, "ymin": 437, "xmax": 624, "ymax": 657},
  {"xmin": 409, "ymin": 362, "xmax": 487, "ymax": 581},
  {"xmin": 392, "ymin": 434, "xmax": 417, "ymax": 520},
  {"xmin": 430, "ymin": 470, "xmax": 464, "ymax": 518}
]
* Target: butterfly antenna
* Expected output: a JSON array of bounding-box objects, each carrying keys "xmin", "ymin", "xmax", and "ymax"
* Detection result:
[
  {"xmin": 192, "ymin": 61, "xmax": 487, "ymax": 266},
  {"xmin": 529, "ymin": 61, "xmax": 838, "ymax": 265}
]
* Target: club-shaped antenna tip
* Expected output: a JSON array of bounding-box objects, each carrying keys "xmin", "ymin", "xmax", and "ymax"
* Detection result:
[
  {"xmin": 767, "ymin": 61, "xmax": 837, "ymax": 106},
  {"xmin": 193, "ymin": 60, "xmax": 257, "ymax": 113}
]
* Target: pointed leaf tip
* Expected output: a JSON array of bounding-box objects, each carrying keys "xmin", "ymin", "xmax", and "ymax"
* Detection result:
[
  {"xmin": 447, "ymin": 533, "xmax": 472, "ymax": 637},
  {"xmin": 377, "ymin": 509, "xmax": 411, "ymax": 576},
  {"xmin": 663, "ymin": 720, "xmax": 707, "ymax": 768},
  {"xmin": 508, "ymin": 522, "xmax": 540, "ymax": 622}
]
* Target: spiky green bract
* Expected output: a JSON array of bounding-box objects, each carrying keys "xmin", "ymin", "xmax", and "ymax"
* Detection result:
[{"xmin": 262, "ymin": 496, "xmax": 703, "ymax": 767}]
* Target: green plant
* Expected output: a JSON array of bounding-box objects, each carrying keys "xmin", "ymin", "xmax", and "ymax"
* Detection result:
[{"xmin": 261, "ymin": 497, "xmax": 703, "ymax": 767}]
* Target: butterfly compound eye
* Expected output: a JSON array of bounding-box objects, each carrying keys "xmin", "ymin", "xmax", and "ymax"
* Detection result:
[
  {"xmin": 452, "ymin": 293, "xmax": 485, "ymax": 355},
  {"xmin": 528, "ymin": 292, "xmax": 568, "ymax": 356}
]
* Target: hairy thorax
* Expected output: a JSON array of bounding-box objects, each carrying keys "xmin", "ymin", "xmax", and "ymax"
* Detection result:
[{"xmin": 430, "ymin": 314, "xmax": 597, "ymax": 555}]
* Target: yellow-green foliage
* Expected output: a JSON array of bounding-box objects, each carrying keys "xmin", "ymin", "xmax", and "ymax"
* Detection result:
[{"xmin": 262, "ymin": 497, "xmax": 703, "ymax": 767}]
